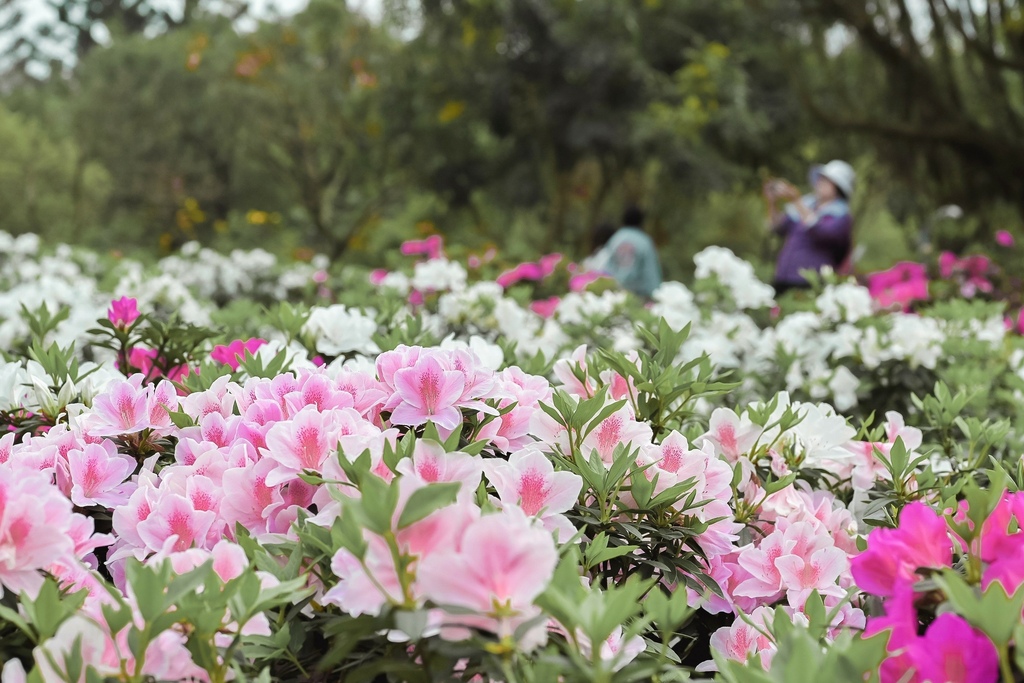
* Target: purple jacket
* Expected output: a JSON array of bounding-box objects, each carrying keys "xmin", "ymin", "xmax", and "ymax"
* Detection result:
[{"xmin": 773, "ymin": 196, "xmax": 852, "ymax": 285}]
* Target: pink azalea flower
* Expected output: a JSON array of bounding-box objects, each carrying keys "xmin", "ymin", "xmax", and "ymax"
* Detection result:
[
  {"xmin": 127, "ymin": 347, "xmax": 190, "ymax": 382},
  {"xmin": 220, "ymin": 458, "xmax": 285, "ymax": 536},
  {"xmin": 867, "ymin": 262, "xmax": 930, "ymax": 310},
  {"xmin": 570, "ymin": 624, "xmax": 646, "ymax": 672},
  {"xmin": 938, "ymin": 251, "xmax": 958, "ymax": 279},
  {"xmin": 580, "ymin": 405, "xmax": 653, "ymax": 465},
  {"xmin": 996, "ymin": 229, "xmax": 1015, "ymax": 247},
  {"xmin": 87, "ymin": 377, "xmax": 154, "ymax": 436},
  {"xmin": 539, "ymin": 253, "xmax": 563, "ymax": 276},
  {"xmin": 529, "ymin": 296, "xmax": 561, "ymax": 319},
  {"xmin": 484, "ymin": 447, "xmax": 582, "ymax": 540},
  {"xmin": 369, "ymin": 268, "xmax": 389, "ymax": 285},
  {"xmin": 775, "ymin": 543, "xmax": 848, "ymax": 607},
  {"xmin": 569, "ymin": 271, "xmax": 605, "ymax": 292},
  {"xmin": 136, "ymin": 492, "xmax": 217, "ymax": 553},
  {"xmin": 903, "ymin": 613, "xmax": 999, "ymax": 683},
  {"xmin": 497, "ymin": 261, "xmax": 547, "ymax": 288},
  {"xmin": 0, "ymin": 469, "xmax": 76, "ymax": 598},
  {"xmin": 979, "ymin": 491, "xmax": 1024, "ymax": 562},
  {"xmin": 698, "ymin": 606, "xmax": 776, "ymax": 672},
  {"xmin": 323, "ymin": 496, "xmax": 476, "ymax": 616},
  {"xmin": 210, "ymin": 338, "xmax": 267, "ymax": 371},
  {"xmin": 262, "ymin": 405, "xmax": 344, "ymax": 485},
  {"xmin": 107, "ymin": 296, "xmax": 140, "ymax": 328},
  {"xmin": 67, "ymin": 441, "xmax": 137, "ymax": 508},
  {"xmin": 701, "ymin": 408, "xmax": 762, "ymax": 462},
  {"xmin": 418, "ymin": 508, "xmax": 557, "ymax": 645},
  {"xmin": 395, "ymin": 440, "xmax": 484, "ymax": 501},
  {"xmin": 400, "ymin": 235, "xmax": 444, "ymax": 260},
  {"xmin": 850, "ymin": 502, "xmax": 952, "ymax": 597},
  {"xmin": 552, "ymin": 344, "xmax": 596, "ymax": 398},
  {"xmin": 389, "ymin": 354, "xmax": 466, "ymax": 431}
]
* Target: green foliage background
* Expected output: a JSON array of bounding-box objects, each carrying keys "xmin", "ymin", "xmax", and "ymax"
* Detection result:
[{"xmin": 1, "ymin": 0, "xmax": 1021, "ymax": 277}]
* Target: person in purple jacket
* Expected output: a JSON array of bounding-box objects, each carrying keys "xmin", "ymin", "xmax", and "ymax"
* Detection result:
[{"xmin": 764, "ymin": 160, "xmax": 856, "ymax": 294}]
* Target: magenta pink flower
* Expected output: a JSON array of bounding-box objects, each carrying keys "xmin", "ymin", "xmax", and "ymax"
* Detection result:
[
  {"xmin": 996, "ymin": 229, "xmax": 1015, "ymax": 247},
  {"xmin": 851, "ymin": 502, "xmax": 952, "ymax": 596},
  {"xmin": 67, "ymin": 441, "xmax": 136, "ymax": 508},
  {"xmin": 496, "ymin": 262, "xmax": 546, "ymax": 288},
  {"xmin": 369, "ymin": 268, "xmax": 389, "ymax": 285},
  {"xmin": 389, "ymin": 354, "xmax": 466, "ymax": 431},
  {"xmin": 569, "ymin": 271, "xmax": 605, "ymax": 292},
  {"xmin": 539, "ymin": 253, "xmax": 563, "ymax": 276},
  {"xmin": 128, "ymin": 347, "xmax": 190, "ymax": 382},
  {"xmin": 905, "ymin": 613, "xmax": 998, "ymax": 683},
  {"xmin": 939, "ymin": 251, "xmax": 958, "ymax": 279},
  {"xmin": 867, "ymin": 262, "xmax": 929, "ymax": 310},
  {"xmin": 210, "ymin": 338, "xmax": 267, "ymax": 371},
  {"xmin": 529, "ymin": 296, "xmax": 561, "ymax": 319},
  {"xmin": 107, "ymin": 296, "xmax": 140, "ymax": 328},
  {"xmin": 400, "ymin": 235, "xmax": 444, "ymax": 260}
]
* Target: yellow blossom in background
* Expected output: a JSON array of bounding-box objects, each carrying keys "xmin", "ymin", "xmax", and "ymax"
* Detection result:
[
  {"xmin": 462, "ymin": 20, "xmax": 477, "ymax": 47},
  {"xmin": 416, "ymin": 220, "xmax": 436, "ymax": 235},
  {"xmin": 438, "ymin": 100, "xmax": 466, "ymax": 124},
  {"xmin": 185, "ymin": 34, "xmax": 208, "ymax": 71},
  {"xmin": 247, "ymin": 210, "xmax": 269, "ymax": 225}
]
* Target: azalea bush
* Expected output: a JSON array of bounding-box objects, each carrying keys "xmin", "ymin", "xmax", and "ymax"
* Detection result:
[
  {"xmin": 1, "ymin": 230, "xmax": 1024, "ymax": 681},
  {"xmin": 0, "ymin": 278, "xmax": 1015, "ymax": 683}
]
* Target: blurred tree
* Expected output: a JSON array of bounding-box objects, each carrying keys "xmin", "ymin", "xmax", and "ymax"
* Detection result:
[
  {"xmin": 0, "ymin": 0, "xmax": 248, "ymax": 71},
  {"xmin": 0, "ymin": 102, "xmax": 111, "ymax": 239},
  {"xmin": 792, "ymin": 0, "xmax": 1024, "ymax": 221}
]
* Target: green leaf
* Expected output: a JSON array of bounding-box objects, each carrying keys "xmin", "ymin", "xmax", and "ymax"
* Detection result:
[{"xmin": 396, "ymin": 482, "xmax": 461, "ymax": 528}]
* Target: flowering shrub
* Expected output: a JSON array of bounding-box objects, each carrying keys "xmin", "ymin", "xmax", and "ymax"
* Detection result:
[{"xmin": 0, "ymin": 232, "xmax": 1024, "ymax": 680}]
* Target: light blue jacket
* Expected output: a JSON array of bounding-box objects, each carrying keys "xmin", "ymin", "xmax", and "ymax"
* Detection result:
[{"xmin": 598, "ymin": 227, "xmax": 662, "ymax": 298}]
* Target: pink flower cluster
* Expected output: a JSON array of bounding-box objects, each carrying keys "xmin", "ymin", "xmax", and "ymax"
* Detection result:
[
  {"xmin": 496, "ymin": 253, "xmax": 562, "ymax": 288},
  {"xmin": 400, "ymin": 235, "xmax": 445, "ymax": 260},
  {"xmin": 939, "ymin": 251, "xmax": 994, "ymax": 298},
  {"xmin": 866, "ymin": 262, "xmax": 929, "ymax": 311},
  {"xmin": 851, "ymin": 493, "xmax": 1024, "ymax": 682}
]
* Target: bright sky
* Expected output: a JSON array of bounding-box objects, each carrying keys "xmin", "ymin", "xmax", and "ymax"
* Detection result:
[{"xmin": 3, "ymin": 0, "xmax": 385, "ymax": 76}]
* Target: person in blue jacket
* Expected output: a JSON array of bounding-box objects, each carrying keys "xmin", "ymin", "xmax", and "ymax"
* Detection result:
[
  {"xmin": 766, "ymin": 160, "xmax": 855, "ymax": 294},
  {"xmin": 599, "ymin": 206, "xmax": 663, "ymax": 298}
]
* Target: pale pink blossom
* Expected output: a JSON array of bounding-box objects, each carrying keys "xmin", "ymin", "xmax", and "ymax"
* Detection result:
[
  {"xmin": 136, "ymin": 492, "xmax": 217, "ymax": 553},
  {"xmin": 262, "ymin": 405, "xmax": 345, "ymax": 485},
  {"xmin": 484, "ymin": 447, "xmax": 582, "ymax": 540},
  {"xmin": 395, "ymin": 440, "xmax": 484, "ymax": 501},
  {"xmin": 86, "ymin": 377, "xmax": 153, "ymax": 436},
  {"xmin": 0, "ymin": 469, "xmax": 76, "ymax": 598},
  {"xmin": 418, "ymin": 509, "xmax": 557, "ymax": 646},
  {"xmin": 701, "ymin": 408, "xmax": 762, "ymax": 461},
  {"xmin": 389, "ymin": 353, "xmax": 466, "ymax": 430},
  {"xmin": 552, "ymin": 345, "xmax": 596, "ymax": 398},
  {"xmin": 67, "ymin": 441, "xmax": 136, "ymax": 508},
  {"xmin": 580, "ymin": 405, "xmax": 653, "ymax": 464}
]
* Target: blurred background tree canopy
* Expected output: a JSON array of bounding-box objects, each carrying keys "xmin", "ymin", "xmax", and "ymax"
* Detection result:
[{"xmin": 0, "ymin": 0, "xmax": 1021, "ymax": 278}]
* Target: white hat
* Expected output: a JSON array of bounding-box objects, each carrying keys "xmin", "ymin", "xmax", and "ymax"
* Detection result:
[{"xmin": 817, "ymin": 160, "xmax": 855, "ymax": 199}]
